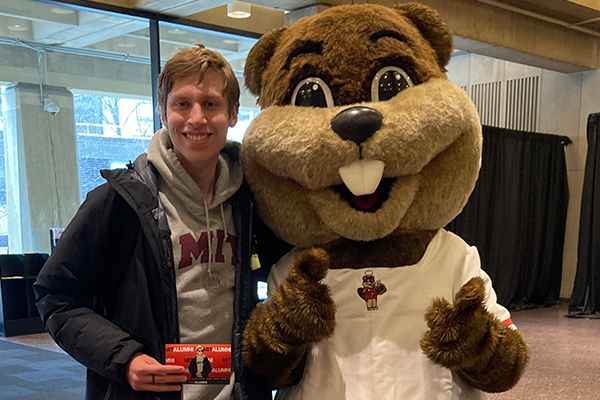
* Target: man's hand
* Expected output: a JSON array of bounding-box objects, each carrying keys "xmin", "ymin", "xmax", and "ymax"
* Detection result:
[{"xmin": 126, "ymin": 353, "xmax": 187, "ymax": 392}]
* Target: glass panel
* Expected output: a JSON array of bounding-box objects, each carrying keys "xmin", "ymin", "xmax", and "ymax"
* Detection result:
[
  {"xmin": 0, "ymin": 0, "xmax": 151, "ymax": 253},
  {"xmin": 74, "ymin": 92, "xmax": 154, "ymax": 202},
  {"xmin": 0, "ymin": 87, "xmax": 7, "ymax": 254},
  {"xmin": 158, "ymin": 22, "xmax": 260, "ymax": 142}
]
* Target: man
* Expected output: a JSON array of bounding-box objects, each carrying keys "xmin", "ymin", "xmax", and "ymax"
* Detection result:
[
  {"xmin": 188, "ymin": 346, "xmax": 212, "ymax": 380},
  {"xmin": 34, "ymin": 44, "xmax": 272, "ymax": 400}
]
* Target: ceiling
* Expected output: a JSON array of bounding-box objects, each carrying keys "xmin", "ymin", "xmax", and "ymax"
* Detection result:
[
  {"xmin": 475, "ymin": 0, "xmax": 600, "ymax": 35},
  {"xmin": 0, "ymin": 0, "xmax": 599, "ymax": 75},
  {"xmin": 0, "ymin": 0, "xmax": 288, "ymax": 76}
]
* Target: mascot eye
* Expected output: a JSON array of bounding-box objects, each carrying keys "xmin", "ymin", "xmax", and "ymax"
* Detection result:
[
  {"xmin": 371, "ymin": 66, "xmax": 414, "ymax": 102},
  {"xmin": 291, "ymin": 77, "xmax": 334, "ymax": 108}
]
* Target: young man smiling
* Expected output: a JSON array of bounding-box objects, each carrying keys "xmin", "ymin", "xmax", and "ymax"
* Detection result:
[{"xmin": 34, "ymin": 45, "xmax": 272, "ymax": 400}]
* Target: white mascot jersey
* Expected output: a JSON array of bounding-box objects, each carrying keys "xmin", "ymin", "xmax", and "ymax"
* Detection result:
[{"xmin": 268, "ymin": 229, "xmax": 514, "ymax": 400}]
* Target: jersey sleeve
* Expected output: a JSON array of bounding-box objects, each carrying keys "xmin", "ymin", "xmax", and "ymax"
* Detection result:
[
  {"xmin": 267, "ymin": 248, "xmax": 301, "ymax": 297},
  {"xmin": 461, "ymin": 246, "xmax": 516, "ymax": 329}
]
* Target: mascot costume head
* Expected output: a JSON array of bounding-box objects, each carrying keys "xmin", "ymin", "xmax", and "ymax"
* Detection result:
[{"xmin": 241, "ymin": 3, "xmax": 529, "ymax": 398}]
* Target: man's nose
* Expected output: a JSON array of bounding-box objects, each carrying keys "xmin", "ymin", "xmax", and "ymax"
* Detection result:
[{"xmin": 189, "ymin": 103, "xmax": 207, "ymax": 123}]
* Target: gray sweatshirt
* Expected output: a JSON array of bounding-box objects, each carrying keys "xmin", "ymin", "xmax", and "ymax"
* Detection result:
[{"xmin": 148, "ymin": 128, "xmax": 243, "ymax": 400}]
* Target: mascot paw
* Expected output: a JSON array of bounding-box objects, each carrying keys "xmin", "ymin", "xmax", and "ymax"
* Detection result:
[
  {"xmin": 279, "ymin": 248, "xmax": 336, "ymax": 343},
  {"xmin": 244, "ymin": 247, "xmax": 335, "ymax": 351},
  {"xmin": 291, "ymin": 247, "xmax": 331, "ymax": 282},
  {"xmin": 420, "ymin": 277, "xmax": 490, "ymax": 369},
  {"xmin": 243, "ymin": 248, "xmax": 335, "ymax": 388},
  {"xmin": 420, "ymin": 277, "xmax": 529, "ymax": 392}
]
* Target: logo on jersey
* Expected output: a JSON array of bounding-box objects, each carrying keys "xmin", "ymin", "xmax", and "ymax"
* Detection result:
[{"xmin": 357, "ymin": 270, "xmax": 387, "ymax": 311}]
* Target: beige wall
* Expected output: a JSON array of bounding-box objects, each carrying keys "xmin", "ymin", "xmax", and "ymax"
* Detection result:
[{"xmin": 448, "ymin": 53, "xmax": 600, "ymax": 298}]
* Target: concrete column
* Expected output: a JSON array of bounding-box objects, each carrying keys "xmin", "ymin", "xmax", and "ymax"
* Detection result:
[{"xmin": 1, "ymin": 83, "xmax": 79, "ymax": 254}]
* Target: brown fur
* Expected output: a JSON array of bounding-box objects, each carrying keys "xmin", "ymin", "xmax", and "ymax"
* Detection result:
[
  {"xmin": 242, "ymin": 249, "xmax": 336, "ymax": 388},
  {"xmin": 324, "ymin": 230, "xmax": 438, "ymax": 269},
  {"xmin": 241, "ymin": 2, "xmax": 528, "ymax": 394},
  {"xmin": 394, "ymin": 3, "xmax": 453, "ymax": 69},
  {"xmin": 420, "ymin": 277, "xmax": 529, "ymax": 392}
]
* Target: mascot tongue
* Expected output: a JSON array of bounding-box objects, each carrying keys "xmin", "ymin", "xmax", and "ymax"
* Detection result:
[
  {"xmin": 351, "ymin": 193, "xmax": 380, "ymax": 210},
  {"xmin": 339, "ymin": 160, "xmax": 385, "ymax": 210}
]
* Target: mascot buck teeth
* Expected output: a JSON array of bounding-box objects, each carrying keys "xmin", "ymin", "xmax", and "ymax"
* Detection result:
[{"xmin": 240, "ymin": 3, "xmax": 529, "ymax": 399}]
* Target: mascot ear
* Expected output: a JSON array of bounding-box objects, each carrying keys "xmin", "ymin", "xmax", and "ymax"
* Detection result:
[
  {"xmin": 244, "ymin": 27, "xmax": 286, "ymax": 97},
  {"xmin": 394, "ymin": 3, "xmax": 453, "ymax": 69}
]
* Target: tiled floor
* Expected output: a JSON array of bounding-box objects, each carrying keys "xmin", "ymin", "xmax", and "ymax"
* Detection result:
[
  {"xmin": 2, "ymin": 300, "xmax": 599, "ymax": 399},
  {"xmin": 490, "ymin": 300, "xmax": 600, "ymax": 400},
  {"xmin": 0, "ymin": 337, "xmax": 85, "ymax": 400},
  {"xmin": 2, "ymin": 333, "xmax": 64, "ymax": 353}
]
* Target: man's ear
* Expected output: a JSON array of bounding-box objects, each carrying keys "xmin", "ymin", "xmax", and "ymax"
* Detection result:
[
  {"xmin": 244, "ymin": 27, "xmax": 286, "ymax": 97},
  {"xmin": 160, "ymin": 109, "xmax": 167, "ymax": 127},
  {"xmin": 229, "ymin": 102, "xmax": 239, "ymax": 127},
  {"xmin": 394, "ymin": 3, "xmax": 453, "ymax": 69}
]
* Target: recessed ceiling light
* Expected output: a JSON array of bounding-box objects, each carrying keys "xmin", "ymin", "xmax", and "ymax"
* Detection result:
[
  {"xmin": 227, "ymin": 1, "xmax": 251, "ymax": 19},
  {"xmin": 8, "ymin": 24, "xmax": 28, "ymax": 31},
  {"xmin": 168, "ymin": 29, "xmax": 186, "ymax": 35},
  {"xmin": 51, "ymin": 7, "xmax": 75, "ymax": 15},
  {"xmin": 118, "ymin": 43, "xmax": 136, "ymax": 48},
  {"xmin": 223, "ymin": 39, "xmax": 240, "ymax": 44}
]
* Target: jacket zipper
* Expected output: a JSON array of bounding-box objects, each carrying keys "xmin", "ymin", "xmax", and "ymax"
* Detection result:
[
  {"xmin": 162, "ymin": 237, "xmax": 179, "ymax": 343},
  {"xmin": 103, "ymin": 381, "xmax": 114, "ymax": 400}
]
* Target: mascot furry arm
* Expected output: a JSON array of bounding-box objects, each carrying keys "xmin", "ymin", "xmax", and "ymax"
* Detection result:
[
  {"xmin": 241, "ymin": 2, "xmax": 528, "ymax": 395},
  {"xmin": 243, "ymin": 249, "xmax": 335, "ymax": 389}
]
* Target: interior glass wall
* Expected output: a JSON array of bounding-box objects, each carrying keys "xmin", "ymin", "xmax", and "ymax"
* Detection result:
[
  {"xmin": 74, "ymin": 92, "xmax": 154, "ymax": 201},
  {"xmin": 0, "ymin": 0, "xmax": 259, "ymax": 254},
  {"xmin": 0, "ymin": 90, "xmax": 6, "ymax": 254}
]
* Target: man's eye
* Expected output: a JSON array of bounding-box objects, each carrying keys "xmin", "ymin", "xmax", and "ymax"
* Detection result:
[
  {"xmin": 291, "ymin": 77, "xmax": 334, "ymax": 108},
  {"xmin": 371, "ymin": 66, "xmax": 414, "ymax": 102}
]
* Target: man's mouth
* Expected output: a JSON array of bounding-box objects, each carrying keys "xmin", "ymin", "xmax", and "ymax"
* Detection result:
[
  {"xmin": 185, "ymin": 132, "xmax": 211, "ymax": 141},
  {"xmin": 333, "ymin": 178, "xmax": 394, "ymax": 212}
]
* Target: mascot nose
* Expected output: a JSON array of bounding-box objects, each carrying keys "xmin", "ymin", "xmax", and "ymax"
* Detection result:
[{"xmin": 331, "ymin": 106, "xmax": 383, "ymax": 145}]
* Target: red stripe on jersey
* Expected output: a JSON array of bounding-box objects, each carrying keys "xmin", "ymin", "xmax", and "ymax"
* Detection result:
[{"xmin": 502, "ymin": 318, "xmax": 514, "ymax": 327}]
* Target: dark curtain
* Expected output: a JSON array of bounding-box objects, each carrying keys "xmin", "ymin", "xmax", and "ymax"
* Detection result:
[
  {"xmin": 568, "ymin": 113, "xmax": 600, "ymax": 319},
  {"xmin": 447, "ymin": 125, "xmax": 571, "ymax": 310}
]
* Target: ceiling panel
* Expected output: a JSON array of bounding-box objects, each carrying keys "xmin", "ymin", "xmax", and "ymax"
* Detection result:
[{"xmin": 484, "ymin": 0, "xmax": 600, "ymax": 32}]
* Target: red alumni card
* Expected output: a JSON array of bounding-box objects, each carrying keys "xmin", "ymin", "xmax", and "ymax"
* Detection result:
[{"xmin": 165, "ymin": 344, "xmax": 231, "ymax": 384}]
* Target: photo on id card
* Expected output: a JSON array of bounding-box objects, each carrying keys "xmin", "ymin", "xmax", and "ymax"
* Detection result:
[{"xmin": 165, "ymin": 344, "xmax": 231, "ymax": 384}]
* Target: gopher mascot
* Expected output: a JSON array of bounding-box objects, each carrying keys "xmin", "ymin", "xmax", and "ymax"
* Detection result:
[{"xmin": 241, "ymin": 3, "xmax": 529, "ymax": 399}]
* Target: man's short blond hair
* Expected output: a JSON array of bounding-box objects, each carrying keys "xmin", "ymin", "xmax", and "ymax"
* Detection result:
[{"xmin": 158, "ymin": 44, "xmax": 240, "ymax": 119}]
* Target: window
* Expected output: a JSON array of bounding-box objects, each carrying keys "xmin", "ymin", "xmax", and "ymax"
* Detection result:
[
  {"xmin": 0, "ymin": 0, "xmax": 153, "ymax": 253},
  {"xmin": 74, "ymin": 93, "xmax": 154, "ymax": 201},
  {"xmin": 0, "ymin": 0, "xmax": 262, "ymax": 254},
  {"xmin": 0, "ymin": 89, "xmax": 7, "ymax": 254}
]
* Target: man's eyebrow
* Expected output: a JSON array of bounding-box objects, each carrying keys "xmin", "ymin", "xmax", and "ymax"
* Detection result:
[
  {"xmin": 370, "ymin": 30, "xmax": 410, "ymax": 45},
  {"xmin": 168, "ymin": 95, "xmax": 188, "ymax": 102},
  {"xmin": 284, "ymin": 40, "xmax": 323, "ymax": 70}
]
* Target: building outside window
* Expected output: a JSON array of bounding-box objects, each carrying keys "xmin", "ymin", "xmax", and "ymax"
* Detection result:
[{"xmin": 74, "ymin": 93, "xmax": 154, "ymax": 201}]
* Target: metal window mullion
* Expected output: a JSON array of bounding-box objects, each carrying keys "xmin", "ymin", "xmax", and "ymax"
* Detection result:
[{"xmin": 150, "ymin": 18, "xmax": 162, "ymax": 133}]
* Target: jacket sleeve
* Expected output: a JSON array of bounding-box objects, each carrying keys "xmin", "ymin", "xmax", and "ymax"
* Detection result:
[{"xmin": 34, "ymin": 184, "xmax": 144, "ymax": 386}]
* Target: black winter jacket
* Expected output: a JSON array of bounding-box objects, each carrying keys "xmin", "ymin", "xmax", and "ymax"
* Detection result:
[{"xmin": 34, "ymin": 148, "xmax": 273, "ymax": 400}]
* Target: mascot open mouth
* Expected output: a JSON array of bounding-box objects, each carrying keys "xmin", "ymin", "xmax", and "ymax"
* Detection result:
[{"xmin": 333, "ymin": 178, "xmax": 395, "ymax": 212}]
